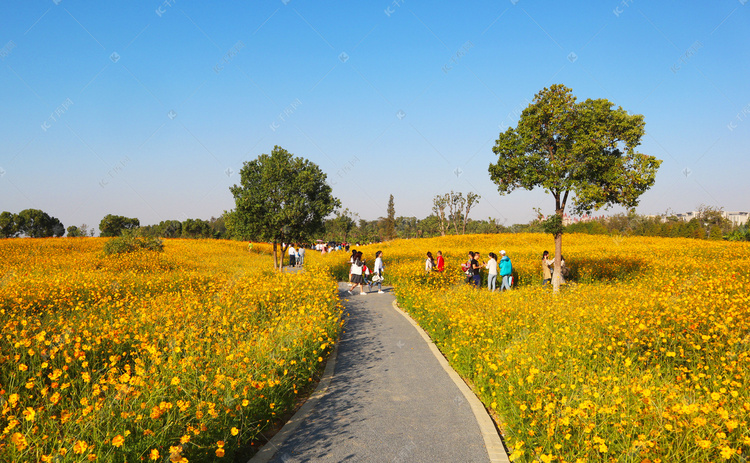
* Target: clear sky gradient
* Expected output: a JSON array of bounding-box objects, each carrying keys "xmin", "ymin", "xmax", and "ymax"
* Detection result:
[{"xmin": 1, "ymin": 1, "xmax": 749, "ymax": 231}]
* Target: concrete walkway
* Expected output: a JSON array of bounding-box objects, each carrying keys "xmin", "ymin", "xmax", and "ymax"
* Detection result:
[{"xmin": 253, "ymin": 283, "xmax": 508, "ymax": 463}]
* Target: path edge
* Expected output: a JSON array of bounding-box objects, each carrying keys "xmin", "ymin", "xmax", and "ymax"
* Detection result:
[
  {"xmin": 390, "ymin": 299, "xmax": 510, "ymax": 463},
  {"xmin": 247, "ymin": 337, "xmax": 340, "ymax": 463}
]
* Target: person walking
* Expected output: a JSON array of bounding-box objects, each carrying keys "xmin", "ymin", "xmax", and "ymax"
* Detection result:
[
  {"xmin": 499, "ymin": 250, "xmax": 513, "ymax": 291},
  {"xmin": 373, "ymin": 250, "xmax": 385, "ymax": 294},
  {"xmin": 486, "ymin": 252, "xmax": 498, "ymax": 292},
  {"xmin": 436, "ymin": 251, "xmax": 445, "ymax": 272},
  {"xmin": 425, "ymin": 252, "xmax": 435, "ymax": 273},
  {"xmin": 348, "ymin": 249, "xmax": 357, "ymax": 283},
  {"xmin": 288, "ymin": 244, "xmax": 296, "ymax": 268},
  {"xmin": 348, "ymin": 251, "xmax": 367, "ymax": 295},
  {"xmin": 542, "ymin": 250, "xmax": 553, "ymax": 285},
  {"xmin": 298, "ymin": 246, "xmax": 305, "ymax": 267}
]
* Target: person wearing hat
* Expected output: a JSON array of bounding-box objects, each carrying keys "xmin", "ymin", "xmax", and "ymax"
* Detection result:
[{"xmin": 499, "ymin": 250, "xmax": 513, "ymax": 291}]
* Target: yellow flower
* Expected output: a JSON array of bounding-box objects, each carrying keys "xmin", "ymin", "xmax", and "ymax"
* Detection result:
[
  {"xmin": 73, "ymin": 440, "xmax": 88, "ymax": 454},
  {"xmin": 231, "ymin": 427, "xmax": 239, "ymax": 436},
  {"xmin": 216, "ymin": 448, "xmax": 225, "ymax": 457},
  {"xmin": 11, "ymin": 432, "xmax": 28, "ymax": 450},
  {"xmin": 22, "ymin": 407, "xmax": 35, "ymax": 421},
  {"xmin": 111, "ymin": 435, "xmax": 125, "ymax": 447},
  {"xmin": 171, "ymin": 376, "xmax": 180, "ymax": 386},
  {"xmin": 150, "ymin": 449, "xmax": 160, "ymax": 460},
  {"xmin": 720, "ymin": 446, "xmax": 734, "ymax": 460}
]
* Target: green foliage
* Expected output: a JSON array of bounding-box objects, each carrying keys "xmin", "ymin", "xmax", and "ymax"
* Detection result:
[
  {"xmin": 182, "ymin": 218, "xmax": 212, "ymax": 238},
  {"xmin": 99, "ymin": 214, "xmax": 140, "ymax": 237},
  {"xmin": 325, "ymin": 208, "xmax": 358, "ymax": 242},
  {"xmin": 384, "ymin": 194, "xmax": 396, "ymax": 240},
  {"xmin": 541, "ymin": 214, "xmax": 564, "ymax": 236},
  {"xmin": 0, "ymin": 211, "xmax": 20, "ymax": 238},
  {"xmin": 16, "ymin": 209, "xmax": 64, "ymax": 237},
  {"xmin": 488, "ymin": 84, "xmax": 662, "ymax": 216},
  {"xmin": 103, "ymin": 232, "xmax": 164, "ymax": 255},
  {"xmin": 66, "ymin": 225, "xmax": 85, "ymax": 237},
  {"xmin": 228, "ymin": 145, "xmax": 339, "ymax": 268}
]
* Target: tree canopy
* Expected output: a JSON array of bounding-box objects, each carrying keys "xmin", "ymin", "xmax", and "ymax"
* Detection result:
[
  {"xmin": 228, "ymin": 145, "xmax": 339, "ymax": 269},
  {"xmin": 0, "ymin": 209, "xmax": 64, "ymax": 238},
  {"xmin": 489, "ymin": 84, "xmax": 662, "ymax": 290},
  {"xmin": 99, "ymin": 214, "xmax": 140, "ymax": 237}
]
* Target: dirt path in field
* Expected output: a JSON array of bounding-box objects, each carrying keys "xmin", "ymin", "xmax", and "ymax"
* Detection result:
[{"xmin": 250, "ymin": 282, "xmax": 508, "ymax": 463}]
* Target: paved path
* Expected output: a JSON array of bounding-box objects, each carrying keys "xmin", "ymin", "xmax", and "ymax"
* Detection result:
[{"xmin": 253, "ymin": 283, "xmax": 508, "ymax": 463}]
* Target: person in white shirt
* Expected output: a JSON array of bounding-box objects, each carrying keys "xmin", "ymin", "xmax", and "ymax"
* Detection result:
[
  {"xmin": 298, "ymin": 246, "xmax": 305, "ymax": 266},
  {"xmin": 486, "ymin": 252, "xmax": 498, "ymax": 292},
  {"xmin": 288, "ymin": 245, "xmax": 296, "ymax": 267},
  {"xmin": 373, "ymin": 250, "xmax": 385, "ymax": 294},
  {"xmin": 347, "ymin": 251, "xmax": 367, "ymax": 295}
]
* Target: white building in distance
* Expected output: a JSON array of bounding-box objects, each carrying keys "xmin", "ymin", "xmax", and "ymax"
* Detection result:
[{"xmin": 674, "ymin": 211, "xmax": 749, "ymax": 226}]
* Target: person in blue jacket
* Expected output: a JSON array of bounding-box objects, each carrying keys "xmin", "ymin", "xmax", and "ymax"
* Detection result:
[{"xmin": 499, "ymin": 250, "xmax": 513, "ymax": 291}]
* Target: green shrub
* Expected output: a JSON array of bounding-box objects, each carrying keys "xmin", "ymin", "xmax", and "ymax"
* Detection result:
[{"xmin": 103, "ymin": 233, "xmax": 164, "ymax": 255}]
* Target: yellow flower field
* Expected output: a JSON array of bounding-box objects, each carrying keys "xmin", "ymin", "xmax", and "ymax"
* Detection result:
[
  {"xmin": 325, "ymin": 234, "xmax": 750, "ymax": 462},
  {"xmin": 0, "ymin": 238, "xmax": 342, "ymax": 462}
]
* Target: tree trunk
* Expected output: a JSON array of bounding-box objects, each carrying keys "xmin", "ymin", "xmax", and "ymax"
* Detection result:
[
  {"xmin": 273, "ymin": 241, "xmax": 279, "ymax": 271},
  {"xmin": 552, "ymin": 205, "xmax": 564, "ymax": 293},
  {"xmin": 553, "ymin": 231, "xmax": 562, "ymax": 293}
]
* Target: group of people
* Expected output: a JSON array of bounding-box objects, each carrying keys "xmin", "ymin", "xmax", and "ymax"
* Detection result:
[
  {"xmin": 461, "ymin": 250, "xmax": 513, "ymax": 292},
  {"xmin": 424, "ymin": 251, "xmax": 445, "ymax": 272},
  {"xmin": 347, "ymin": 249, "xmax": 385, "ymax": 295},
  {"xmin": 287, "ymin": 245, "xmax": 306, "ymax": 267},
  {"xmin": 342, "ymin": 247, "xmax": 568, "ymax": 295},
  {"xmin": 424, "ymin": 249, "xmax": 513, "ymax": 292}
]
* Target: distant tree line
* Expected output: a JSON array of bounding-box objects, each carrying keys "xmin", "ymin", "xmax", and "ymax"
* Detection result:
[
  {"xmin": 560, "ymin": 206, "xmax": 745, "ymax": 241},
  {"xmin": 138, "ymin": 216, "xmax": 227, "ymax": 239},
  {"xmin": 0, "ymin": 210, "xmax": 228, "ymax": 240}
]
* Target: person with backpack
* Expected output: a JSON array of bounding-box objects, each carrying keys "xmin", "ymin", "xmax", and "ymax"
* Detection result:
[{"xmin": 499, "ymin": 250, "xmax": 513, "ymax": 291}]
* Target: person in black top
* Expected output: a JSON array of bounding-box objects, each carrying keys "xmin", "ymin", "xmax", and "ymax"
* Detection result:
[{"xmin": 470, "ymin": 253, "xmax": 481, "ymax": 287}]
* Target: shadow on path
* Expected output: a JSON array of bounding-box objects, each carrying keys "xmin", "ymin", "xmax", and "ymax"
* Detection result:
[{"xmin": 265, "ymin": 284, "xmax": 492, "ymax": 463}]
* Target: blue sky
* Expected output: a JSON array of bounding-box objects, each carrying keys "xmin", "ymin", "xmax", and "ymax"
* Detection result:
[{"xmin": 1, "ymin": 1, "xmax": 749, "ymax": 232}]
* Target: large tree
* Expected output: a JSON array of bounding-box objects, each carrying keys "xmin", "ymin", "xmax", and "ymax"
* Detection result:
[
  {"xmin": 17, "ymin": 209, "xmax": 64, "ymax": 238},
  {"xmin": 99, "ymin": 214, "xmax": 140, "ymax": 237},
  {"xmin": 489, "ymin": 84, "xmax": 661, "ymax": 291},
  {"xmin": 228, "ymin": 145, "xmax": 339, "ymax": 270}
]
